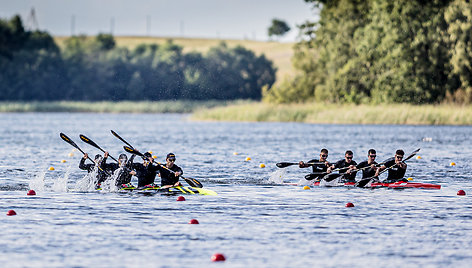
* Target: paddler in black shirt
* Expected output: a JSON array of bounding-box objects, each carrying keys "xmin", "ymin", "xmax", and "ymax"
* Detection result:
[
  {"xmin": 105, "ymin": 153, "xmax": 135, "ymax": 187},
  {"xmin": 79, "ymin": 152, "xmax": 108, "ymax": 187},
  {"xmin": 355, "ymin": 149, "xmax": 379, "ymax": 179},
  {"xmin": 328, "ymin": 150, "xmax": 357, "ymax": 182},
  {"xmin": 299, "ymin": 148, "xmax": 331, "ymax": 181},
  {"xmin": 375, "ymin": 149, "xmax": 407, "ymax": 183},
  {"xmin": 130, "ymin": 152, "xmax": 160, "ymax": 188},
  {"xmin": 155, "ymin": 153, "xmax": 183, "ymax": 188}
]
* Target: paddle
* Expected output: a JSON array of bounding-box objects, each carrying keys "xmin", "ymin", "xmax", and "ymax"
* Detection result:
[
  {"xmin": 59, "ymin": 132, "xmax": 111, "ymax": 176},
  {"xmin": 276, "ymin": 162, "xmax": 326, "ymax": 168},
  {"xmin": 111, "ymin": 130, "xmax": 134, "ymax": 149},
  {"xmin": 79, "ymin": 134, "xmax": 118, "ymax": 162},
  {"xmin": 123, "ymin": 146, "xmax": 203, "ymax": 188},
  {"xmin": 355, "ymin": 148, "xmax": 420, "ymax": 188}
]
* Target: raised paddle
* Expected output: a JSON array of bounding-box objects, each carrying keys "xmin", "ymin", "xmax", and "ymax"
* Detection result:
[
  {"xmin": 123, "ymin": 146, "xmax": 204, "ymax": 188},
  {"xmin": 59, "ymin": 132, "xmax": 111, "ymax": 176},
  {"xmin": 79, "ymin": 134, "xmax": 119, "ymax": 162},
  {"xmin": 111, "ymin": 130, "xmax": 134, "ymax": 149},
  {"xmin": 355, "ymin": 148, "xmax": 420, "ymax": 188},
  {"xmin": 276, "ymin": 162, "xmax": 325, "ymax": 168}
]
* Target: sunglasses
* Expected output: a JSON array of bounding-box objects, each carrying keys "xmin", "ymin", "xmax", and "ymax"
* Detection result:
[
  {"xmin": 321, "ymin": 154, "xmax": 328, "ymax": 158},
  {"xmin": 369, "ymin": 155, "xmax": 376, "ymax": 158},
  {"xmin": 346, "ymin": 156, "xmax": 353, "ymax": 159},
  {"xmin": 396, "ymin": 156, "xmax": 403, "ymax": 159},
  {"xmin": 168, "ymin": 158, "xmax": 176, "ymax": 162}
]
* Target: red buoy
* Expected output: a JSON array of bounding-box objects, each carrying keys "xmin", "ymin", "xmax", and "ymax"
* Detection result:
[
  {"xmin": 211, "ymin": 253, "xmax": 226, "ymax": 262},
  {"xmin": 6, "ymin": 210, "xmax": 16, "ymax": 216},
  {"xmin": 189, "ymin": 219, "xmax": 199, "ymax": 224},
  {"xmin": 27, "ymin": 189, "xmax": 36, "ymax": 196},
  {"xmin": 345, "ymin": 202, "xmax": 355, "ymax": 207},
  {"xmin": 457, "ymin": 190, "xmax": 466, "ymax": 196},
  {"xmin": 176, "ymin": 196, "xmax": 186, "ymax": 201}
]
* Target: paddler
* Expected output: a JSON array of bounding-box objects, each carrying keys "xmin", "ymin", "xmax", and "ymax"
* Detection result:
[
  {"xmin": 327, "ymin": 150, "xmax": 358, "ymax": 182},
  {"xmin": 374, "ymin": 149, "xmax": 407, "ymax": 183},
  {"xmin": 299, "ymin": 148, "xmax": 331, "ymax": 181},
  {"xmin": 130, "ymin": 152, "xmax": 160, "ymax": 188},
  {"xmin": 154, "ymin": 153, "xmax": 183, "ymax": 188},
  {"xmin": 355, "ymin": 149, "xmax": 379, "ymax": 180},
  {"xmin": 105, "ymin": 153, "xmax": 135, "ymax": 187},
  {"xmin": 79, "ymin": 152, "xmax": 108, "ymax": 188}
]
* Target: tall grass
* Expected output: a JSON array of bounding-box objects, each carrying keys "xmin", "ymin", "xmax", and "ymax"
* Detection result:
[
  {"xmin": 191, "ymin": 102, "xmax": 472, "ymax": 125},
  {"xmin": 0, "ymin": 101, "xmax": 231, "ymax": 113}
]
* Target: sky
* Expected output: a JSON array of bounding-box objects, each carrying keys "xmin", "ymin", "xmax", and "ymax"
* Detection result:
[{"xmin": 1, "ymin": 0, "xmax": 318, "ymax": 42}]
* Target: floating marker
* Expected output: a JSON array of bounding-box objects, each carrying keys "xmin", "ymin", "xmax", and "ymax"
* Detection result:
[
  {"xmin": 152, "ymin": 155, "xmax": 157, "ymax": 159},
  {"xmin": 68, "ymin": 153, "xmax": 74, "ymax": 157},
  {"xmin": 450, "ymin": 162, "xmax": 456, "ymax": 166},
  {"xmin": 6, "ymin": 210, "xmax": 16, "ymax": 216},
  {"xmin": 416, "ymin": 156, "xmax": 422, "ymax": 159},
  {"xmin": 176, "ymin": 196, "xmax": 186, "ymax": 201},
  {"xmin": 245, "ymin": 157, "xmax": 251, "ymax": 161},
  {"xmin": 27, "ymin": 190, "xmax": 36, "ymax": 196},
  {"xmin": 48, "ymin": 166, "xmax": 55, "ymax": 171},
  {"xmin": 345, "ymin": 202, "xmax": 355, "ymax": 207},
  {"xmin": 61, "ymin": 160, "xmax": 67, "ymax": 163},
  {"xmin": 233, "ymin": 152, "xmax": 239, "ymax": 155},
  {"xmin": 148, "ymin": 151, "xmax": 153, "ymax": 154},
  {"xmin": 189, "ymin": 219, "xmax": 199, "ymax": 224},
  {"xmin": 211, "ymin": 253, "xmax": 226, "ymax": 262},
  {"xmin": 303, "ymin": 186, "xmax": 310, "ymax": 190},
  {"xmin": 259, "ymin": 163, "xmax": 265, "ymax": 168},
  {"xmin": 407, "ymin": 177, "xmax": 413, "ymax": 181},
  {"xmin": 457, "ymin": 190, "xmax": 466, "ymax": 196}
]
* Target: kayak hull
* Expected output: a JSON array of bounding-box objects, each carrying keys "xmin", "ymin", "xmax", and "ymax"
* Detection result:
[
  {"xmin": 296, "ymin": 181, "xmax": 441, "ymax": 189},
  {"xmin": 98, "ymin": 185, "xmax": 217, "ymax": 196}
]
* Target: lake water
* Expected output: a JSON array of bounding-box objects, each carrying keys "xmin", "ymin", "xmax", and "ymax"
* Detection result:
[{"xmin": 0, "ymin": 113, "xmax": 471, "ymax": 268}]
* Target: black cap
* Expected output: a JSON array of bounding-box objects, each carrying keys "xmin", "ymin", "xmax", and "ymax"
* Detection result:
[
  {"xmin": 94, "ymin": 154, "xmax": 102, "ymax": 160},
  {"xmin": 166, "ymin": 153, "xmax": 176, "ymax": 160},
  {"xmin": 144, "ymin": 152, "xmax": 152, "ymax": 158}
]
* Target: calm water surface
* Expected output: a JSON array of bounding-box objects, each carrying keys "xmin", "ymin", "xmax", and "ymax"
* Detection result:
[{"xmin": 0, "ymin": 113, "xmax": 471, "ymax": 268}]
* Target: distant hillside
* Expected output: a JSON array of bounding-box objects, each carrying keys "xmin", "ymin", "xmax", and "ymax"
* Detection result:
[{"xmin": 54, "ymin": 36, "xmax": 295, "ymax": 84}]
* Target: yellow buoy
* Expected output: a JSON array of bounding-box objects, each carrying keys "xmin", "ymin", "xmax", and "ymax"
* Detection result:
[
  {"xmin": 245, "ymin": 157, "xmax": 251, "ymax": 161},
  {"xmin": 61, "ymin": 160, "xmax": 67, "ymax": 163},
  {"xmin": 416, "ymin": 156, "xmax": 422, "ymax": 159},
  {"xmin": 233, "ymin": 152, "xmax": 239, "ymax": 155},
  {"xmin": 450, "ymin": 162, "xmax": 456, "ymax": 166},
  {"xmin": 152, "ymin": 155, "xmax": 157, "ymax": 159},
  {"xmin": 259, "ymin": 163, "xmax": 266, "ymax": 168},
  {"xmin": 68, "ymin": 153, "xmax": 74, "ymax": 157},
  {"xmin": 303, "ymin": 186, "xmax": 310, "ymax": 190},
  {"xmin": 48, "ymin": 166, "xmax": 55, "ymax": 171},
  {"xmin": 407, "ymin": 177, "xmax": 413, "ymax": 181},
  {"xmin": 148, "ymin": 151, "xmax": 153, "ymax": 154}
]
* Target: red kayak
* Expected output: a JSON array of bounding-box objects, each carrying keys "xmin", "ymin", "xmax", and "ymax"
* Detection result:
[{"xmin": 293, "ymin": 180, "xmax": 441, "ymax": 189}]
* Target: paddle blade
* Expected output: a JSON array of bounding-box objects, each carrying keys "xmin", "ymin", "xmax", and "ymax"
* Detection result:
[
  {"xmin": 80, "ymin": 134, "xmax": 101, "ymax": 149},
  {"xmin": 404, "ymin": 148, "xmax": 421, "ymax": 162},
  {"xmin": 111, "ymin": 130, "xmax": 133, "ymax": 148},
  {"xmin": 60, "ymin": 133, "xmax": 78, "ymax": 148},
  {"xmin": 355, "ymin": 178, "xmax": 371, "ymax": 188},
  {"xmin": 305, "ymin": 173, "xmax": 317, "ymax": 180},
  {"xmin": 276, "ymin": 162, "xmax": 297, "ymax": 168},
  {"xmin": 183, "ymin": 177, "xmax": 203, "ymax": 188},
  {"xmin": 323, "ymin": 173, "xmax": 343, "ymax": 182},
  {"xmin": 123, "ymin": 145, "xmax": 143, "ymax": 157}
]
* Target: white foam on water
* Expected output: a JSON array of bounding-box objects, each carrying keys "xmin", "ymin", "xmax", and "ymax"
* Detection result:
[
  {"xmin": 29, "ymin": 166, "xmax": 46, "ymax": 191},
  {"xmin": 99, "ymin": 168, "xmax": 120, "ymax": 192},
  {"xmin": 268, "ymin": 169, "xmax": 286, "ymax": 184},
  {"xmin": 74, "ymin": 167, "xmax": 99, "ymax": 192},
  {"xmin": 52, "ymin": 163, "xmax": 71, "ymax": 192}
]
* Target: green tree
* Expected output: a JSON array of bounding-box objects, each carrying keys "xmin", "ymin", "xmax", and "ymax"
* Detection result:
[{"xmin": 268, "ymin": 19, "xmax": 291, "ymax": 40}]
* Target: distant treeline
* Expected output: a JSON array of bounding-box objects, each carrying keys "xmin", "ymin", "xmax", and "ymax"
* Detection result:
[
  {"xmin": 0, "ymin": 16, "xmax": 276, "ymax": 101},
  {"xmin": 265, "ymin": 0, "xmax": 472, "ymax": 104}
]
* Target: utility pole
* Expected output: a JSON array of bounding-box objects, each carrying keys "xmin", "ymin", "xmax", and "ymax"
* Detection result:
[{"xmin": 71, "ymin": 15, "xmax": 75, "ymax": 36}]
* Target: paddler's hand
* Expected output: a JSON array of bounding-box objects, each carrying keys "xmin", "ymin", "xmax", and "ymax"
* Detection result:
[
  {"xmin": 299, "ymin": 161, "xmax": 305, "ymax": 168},
  {"xmin": 130, "ymin": 170, "xmax": 136, "ymax": 176},
  {"xmin": 104, "ymin": 151, "xmax": 108, "ymax": 158},
  {"xmin": 83, "ymin": 153, "xmax": 88, "ymax": 159},
  {"xmin": 398, "ymin": 162, "xmax": 407, "ymax": 169},
  {"xmin": 175, "ymin": 171, "xmax": 182, "ymax": 177}
]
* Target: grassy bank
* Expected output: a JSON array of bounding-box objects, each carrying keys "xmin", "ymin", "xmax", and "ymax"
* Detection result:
[
  {"xmin": 0, "ymin": 101, "xmax": 233, "ymax": 113},
  {"xmin": 191, "ymin": 102, "xmax": 472, "ymax": 125},
  {"xmin": 54, "ymin": 36, "xmax": 295, "ymax": 83}
]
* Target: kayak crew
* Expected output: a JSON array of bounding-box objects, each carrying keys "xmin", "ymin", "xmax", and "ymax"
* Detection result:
[
  {"xmin": 79, "ymin": 152, "xmax": 108, "ymax": 188},
  {"xmin": 375, "ymin": 149, "xmax": 407, "ymax": 183},
  {"xmin": 155, "ymin": 153, "xmax": 183, "ymax": 188},
  {"xmin": 130, "ymin": 152, "xmax": 160, "ymax": 188},
  {"xmin": 327, "ymin": 150, "xmax": 357, "ymax": 182},
  {"xmin": 105, "ymin": 153, "xmax": 135, "ymax": 187},
  {"xmin": 355, "ymin": 149, "xmax": 379, "ymax": 179},
  {"xmin": 299, "ymin": 148, "xmax": 331, "ymax": 182}
]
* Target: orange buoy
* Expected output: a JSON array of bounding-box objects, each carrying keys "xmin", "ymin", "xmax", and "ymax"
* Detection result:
[{"xmin": 211, "ymin": 253, "xmax": 226, "ymax": 262}]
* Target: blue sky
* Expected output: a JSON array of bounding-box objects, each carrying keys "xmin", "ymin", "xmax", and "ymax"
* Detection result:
[{"xmin": 1, "ymin": 0, "xmax": 317, "ymax": 42}]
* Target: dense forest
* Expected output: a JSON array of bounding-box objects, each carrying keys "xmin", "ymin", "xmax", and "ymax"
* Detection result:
[
  {"xmin": 0, "ymin": 16, "xmax": 276, "ymax": 101},
  {"xmin": 264, "ymin": 0, "xmax": 472, "ymax": 104}
]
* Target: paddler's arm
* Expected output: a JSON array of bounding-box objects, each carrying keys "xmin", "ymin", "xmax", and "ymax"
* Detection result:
[{"xmin": 79, "ymin": 154, "xmax": 88, "ymax": 170}]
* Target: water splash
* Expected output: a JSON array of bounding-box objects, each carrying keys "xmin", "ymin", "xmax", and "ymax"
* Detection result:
[
  {"xmin": 74, "ymin": 167, "xmax": 99, "ymax": 192},
  {"xmin": 29, "ymin": 166, "xmax": 46, "ymax": 191},
  {"xmin": 267, "ymin": 169, "xmax": 286, "ymax": 184},
  {"xmin": 52, "ymin": 163, "xmax": 71, "ymax": 192},
  {"xmin": 99, "ymin": 168, "xmax": 120, "ymax": 192}
]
